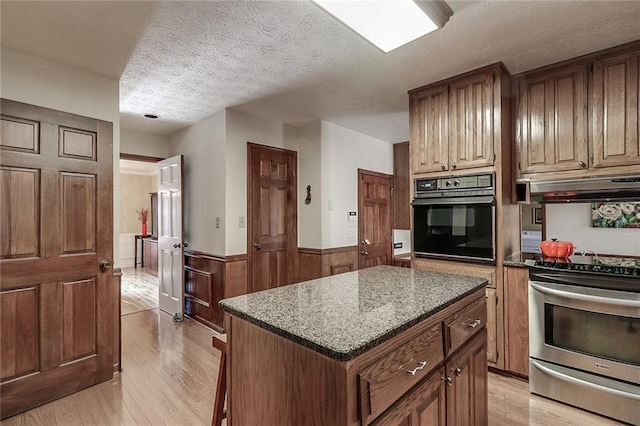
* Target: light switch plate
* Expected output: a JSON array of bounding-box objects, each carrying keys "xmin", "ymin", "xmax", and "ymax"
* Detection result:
[
  {"xmin": 215, "ymin": 217, "xmax": 220, "ymax": 228},
  {"xmin": 239, "ymin": 216, "xmax": 245, "ymax": 228}
]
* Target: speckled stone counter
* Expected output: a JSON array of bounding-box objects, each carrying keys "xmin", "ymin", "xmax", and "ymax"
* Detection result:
[
  {"xmin": 220, "ymin": 265, "xmax": 487, "ymax": 361},
  {"xmin": 503, "ymin": 252, "xmax": 540, "ymax": 268}
]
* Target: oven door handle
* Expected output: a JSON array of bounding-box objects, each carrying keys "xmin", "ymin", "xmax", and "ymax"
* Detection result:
[
  {"xmin": 531, "ymin": 360, "xmax": 640, "ymax": 401},
  {"xmin": 530, "ymin": 281, "xmax": 640, "ymax": 308},
  {"xmin": 412, "ymin": 195, "xmax": 494, "ymax": 206}
]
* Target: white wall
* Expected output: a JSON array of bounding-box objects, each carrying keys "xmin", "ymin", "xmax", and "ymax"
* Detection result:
[
  {"xmin": 225, "ymin": 109, "xmax": 285, "ymax": 255},
  {"xmin": 121, "ymin": 127, "xmax": 169, "ymax": 158},
  {"xmin": 169, "ymin": 110, "xmax": 226, "ymax": 256},
  {"xmin": 546, "ymin": 203, "xmax": 640, "ymax": 256},
  {"xmin": 320, "ymin": 121, "xmax": 393, "ymax": 248},
  {"xmin": 284, "ymin": 122, "xmax": 322, "ymax": 249},
  {"xmin": 0, "ymin": 47, "xmax": 122, "ymax": 265}
]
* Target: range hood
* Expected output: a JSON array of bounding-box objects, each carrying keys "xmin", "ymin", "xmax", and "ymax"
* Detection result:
[{"xmin": 523, "ymin": 175, "xmax": 640, "ymax": 203}]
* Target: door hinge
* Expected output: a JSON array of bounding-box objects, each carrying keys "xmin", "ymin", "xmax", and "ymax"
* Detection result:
[
  {"xmin": 590, "ymin": 154, "xmax": 594, "ymax": 164},
  {"xmin": 496, "ymin": 350, "xmax": 499, "ymax": 360},
  {"xmin": 590, "ymin": 64, "xmax": 594, "ymax": 74},
  {"xmin": 496, "ymin": 295, "xmax": 499, "ymax": 305},
  {"xmin": 493, "ymin": 153, "xmax": 496, "ymax": 163}
]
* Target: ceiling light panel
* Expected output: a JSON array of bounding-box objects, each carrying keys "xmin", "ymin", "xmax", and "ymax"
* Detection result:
[{"xmin": 313, "ymin": 0, "xmax": 441, "ymax": 53}]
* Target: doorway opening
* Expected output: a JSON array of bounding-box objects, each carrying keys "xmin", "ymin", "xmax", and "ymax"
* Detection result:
[{"xmin": 119, "ymin": 154, "xmax": 161, "ymax": 316}]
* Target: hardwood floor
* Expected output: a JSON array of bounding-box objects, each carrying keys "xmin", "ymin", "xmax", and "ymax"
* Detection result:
[
  {"xmin": 1, "ymin": 309, "xmax": 623, "ymax": 425},
  {"xmin": 121, "ymin": 267, "xmax": 159, "ymax": 316}
]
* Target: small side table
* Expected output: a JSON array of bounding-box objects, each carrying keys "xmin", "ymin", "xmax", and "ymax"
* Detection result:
[{"xmin": 134, "ymin": 234, "xmax": 151, "ymax": 268}]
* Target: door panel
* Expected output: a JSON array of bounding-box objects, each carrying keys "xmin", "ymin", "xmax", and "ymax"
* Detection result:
[
  {"xmin": 157, "ymin": 155, "xmax": 184, "ymax": 316},
  {"xmin": 0, "ymin": 167, "xmax": 40, "ymax": 259},
  {"xmin": 358, "ymin": 170, "xmax": 392, "ymax": 269},
  {"xmin": 248, "ymin": 144, "xmax": 297, "ymax": 293},
  {"xmin": 410, "ymin": 85, "xmax": 449, "ymax": 173},
  {"xmin": 0, "ymin": 99, "xmax": 113, "ymax": 419}
]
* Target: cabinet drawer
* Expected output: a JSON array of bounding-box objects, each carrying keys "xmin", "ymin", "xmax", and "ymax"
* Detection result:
[
  {"xmin": 444, "ymin": 296, "xmax": 486, "ymax": 355},
  {"xmin": 358, "ymin": 322, "xmax": 444, "ymax": 425}
]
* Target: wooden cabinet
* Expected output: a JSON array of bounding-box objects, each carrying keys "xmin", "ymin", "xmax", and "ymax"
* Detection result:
[
  {"xmin": 393, "ymin": 142, "xmax": 411, "ymax": 229},
  {"xmin": 516, "ymin": 63, "xmax": 589, "ymax": 174},
  {"xmin": 591, "ymin": 49, "xmax": 640, "ymax": 168},
  {"xmin": 448, "ymin": 70, "xmax": 495, "ymax": 171},
  {"xmin": 409, "ymin": 65, "xmax": 504, "ymax": 176},
  {"xmin": 412, "ymin": 258, "xmax": 500, "ymax": 369},
  {"xmin": 393, "ymin": 258, "xmax": 411, "ymax": 268},
  {"xmin": 226, "ymin": 288, "xmax": 487, "ymax": 426},
  {"xmin": 445, "ymin": 331, "xmax": 488, "ymax": 426},
  {"xmin": 371, "ymin": 369, "xmax": 445, "ymax": 426},
  {"xmin": 515, "ymin": 43, "xmax": 640, "ymax": 179},
  {"xmin": 410, "ymin": 84, "xmax": 449, "ymax": 173},
  {"xmin": 503, "ymin": 266, "xmax": 529, "ymax": 377},
  {"xmin": 142, "ymin": 238, "xmax": 158, "ymax": 277}
]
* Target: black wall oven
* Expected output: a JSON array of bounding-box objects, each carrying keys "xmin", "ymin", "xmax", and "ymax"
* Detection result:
[{"xmin": 412, "ymin": 173, "xmax": 495, "ymax": 263}]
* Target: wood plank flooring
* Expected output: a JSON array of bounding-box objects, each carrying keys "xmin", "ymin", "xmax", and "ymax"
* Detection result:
[
  {"xmin": 1, "ymin": 293, "xmax": 624, "ymax": 425},
  {"xmin": 120, "ymin": 267, "xmax": 159, "ymax": 316}
]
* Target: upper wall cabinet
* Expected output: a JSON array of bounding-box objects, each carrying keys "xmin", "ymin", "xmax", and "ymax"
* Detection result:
[
  {"xmin": 591, "ymin": 50, "xmax": 640, "ymax": 168},
  {"xmin": 515, "ymin": 43, "xmax": 640, "ymax": 179},
  {"xmin": 515, "ymin": 63, "xmax": 589, "ymax": 174},
  {"xmin": 449, "ymin": 69, "xmax": 495, "ymax": 171},
  {"xmin": 410, "ymin": 84, "xmax": 449, "ymax": 173},
  {"xmin": 410, "ymin": 65, "xmax": 502, "ymax": 175}
]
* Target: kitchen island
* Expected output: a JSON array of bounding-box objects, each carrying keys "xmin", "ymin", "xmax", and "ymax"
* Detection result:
[{"xmin": 220, "ymin": 265, "xmax": 488, "ymax": 426}]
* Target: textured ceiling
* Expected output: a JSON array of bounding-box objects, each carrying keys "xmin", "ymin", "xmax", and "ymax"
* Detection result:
[{"xmin": 3, "ymin": 1, "xmax": 640, "ymax": 142}]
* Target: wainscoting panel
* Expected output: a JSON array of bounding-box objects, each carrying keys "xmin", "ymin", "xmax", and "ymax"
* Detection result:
[
  {"xmin": 297, "ymin": 246, "xmax": 359, "ymax": 282},
  {"xmin": 183, "ymin": 251, "xmax": 248, "ymax": 333}
]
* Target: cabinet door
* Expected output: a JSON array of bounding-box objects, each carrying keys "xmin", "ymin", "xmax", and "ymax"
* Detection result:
[
  {"xmin": 504, "ymin": 266, "xmax": 529, "ymax": 377},
  {"xmin": 591, "ymin": 50, "xmax": 640, "ymax": 168},
  {"xmin": 448, "ymin": 71, "xmax": 494, "ymax": 171},
  {"xmin": 445, "ymin": 330, "xmax": 488, "ymax": 426},
  {"xmin": 485, "ymin": 288, "xmax": 498, "ymax": 366},
  {"xmin": 410, "ymin": 84, "xmax": 449, "ymax": 173},
  {"xmin": 371, "ymin": 369, "xmax": 445, "ymax": 426},
  {"xmin": 516, "ymin": 64, "xmax": 589, "ymax": 174}
]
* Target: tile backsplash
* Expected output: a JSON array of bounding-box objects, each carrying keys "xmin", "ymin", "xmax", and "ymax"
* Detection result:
[{"xmin": 546, "ymin": 203, "xmax": 640, "ymax": 256}]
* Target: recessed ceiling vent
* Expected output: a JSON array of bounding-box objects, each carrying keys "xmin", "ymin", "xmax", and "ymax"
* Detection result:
[{"xmin": 144, "ymin": 114, "xmax": 160, "ymax": 119}]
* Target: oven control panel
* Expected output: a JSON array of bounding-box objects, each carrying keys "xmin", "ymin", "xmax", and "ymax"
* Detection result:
[{"xmin": 415, "ymin": 173, "xmax": 493, "ymax": 193}]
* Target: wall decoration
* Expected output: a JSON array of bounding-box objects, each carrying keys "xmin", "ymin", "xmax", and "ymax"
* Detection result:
[{"xmin": 592, "ymin": 202, "xmax": 640, "ymax": 228}]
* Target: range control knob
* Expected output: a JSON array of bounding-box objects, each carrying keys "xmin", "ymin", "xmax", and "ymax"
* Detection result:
[
  {"xmin": 453, "ymin": 180, "xmax": 460, "ymax": 187},
  {"xmin": 445, "ymin": 180, "xmax": 452, "ymax": 188}
]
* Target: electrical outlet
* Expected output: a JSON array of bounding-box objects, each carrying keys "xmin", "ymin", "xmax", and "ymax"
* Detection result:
[
  {"xmin": 239, "ymin": 216, "xmax": 246, "ymax": 228},
  {"xmin": 215, "ymin": 217, "xmax": 220, "ymax": 228}
]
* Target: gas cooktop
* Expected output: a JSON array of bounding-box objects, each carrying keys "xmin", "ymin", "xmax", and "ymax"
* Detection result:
[{"xmin": 525, "ymin": 255, "xmax": 640, "ymax": 277}]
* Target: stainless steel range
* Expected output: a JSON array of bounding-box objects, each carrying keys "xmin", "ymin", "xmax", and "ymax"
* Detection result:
[{"xmin": 526, "ymin": 256, "xmax": 640, "ymax": 425}]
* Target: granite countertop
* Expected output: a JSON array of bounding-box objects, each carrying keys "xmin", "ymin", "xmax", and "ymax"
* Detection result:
[
  {"xmin": 219, "ymin": 265, "xmax": 487, "ymax": 361},
  {"xmin": 503, "ymin": 252, "xmax": 540, "ymax": 267}
]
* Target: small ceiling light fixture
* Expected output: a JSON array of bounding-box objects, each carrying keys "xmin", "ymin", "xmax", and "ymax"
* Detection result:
[
  {"xmin": 144, "ymin": 113, "xmax": 160, "ymax": 119},
  {"xmin": 312, "ymin": 0, "xmax": 453, "ymax": 53}
]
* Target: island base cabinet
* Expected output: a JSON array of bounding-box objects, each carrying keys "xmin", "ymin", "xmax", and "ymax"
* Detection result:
[
  {"xmin": 445, "ymin": 330, "xmax": 488, "ymax": 426},
  {"xmin": 371, "ymin": 369, "xmax": 445, "ymax": 426}
]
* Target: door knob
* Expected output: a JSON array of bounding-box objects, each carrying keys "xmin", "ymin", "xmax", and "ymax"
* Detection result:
[
  {"xmin": 361, "ymin": 251, "xmax": 368, "ymax": 255},
  {"xmin": 254, "ymin": 243, "xmax": 262, "ymax": 250},
  {"xmin": 361, "ymin": 239, "xmax": 371, "ymax": 246},
  {"xmin": 173, "ymin": 243, "xmax": 181, "ymax": 249},
  {"xmin": 99, "ymin": 259, "xmax": 111, "ymax": 270},
  {"xmin": 183, "ymin": 242, "xmax": 189, "ymax": 248}
]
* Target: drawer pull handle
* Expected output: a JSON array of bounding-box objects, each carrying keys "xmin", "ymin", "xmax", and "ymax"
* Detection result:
[
  {"xmin": 468, "ymin": 319, "xmax": 481, "ymax": 328},
  {"xmin": 406, "ymin": 361, "xmax": 427, "ymax": 376}
]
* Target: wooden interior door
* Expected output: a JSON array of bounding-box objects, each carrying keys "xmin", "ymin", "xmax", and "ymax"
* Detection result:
[
  {"xmin": 358, "ymin": 169, "xmax": 392, "ymax": 269},
  {"xmin": 247, "ymin": 143, "xmax": 297, "ymax": 293},
  {"xmin": 0, "ymin": 99, "xmax": 114, "ymax": 419},
  {"xmin": 157, "ymin": 155, "xmax": 184, "ymax": 316}
]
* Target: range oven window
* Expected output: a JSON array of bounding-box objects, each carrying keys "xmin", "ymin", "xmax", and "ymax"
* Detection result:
[
  {"xmin": 544, "ymin": 304, "xmax": 640, "ymax": 366},
  {"xmin": 413, "ymin": 202, "xmax": 494, "ymax": 260}
]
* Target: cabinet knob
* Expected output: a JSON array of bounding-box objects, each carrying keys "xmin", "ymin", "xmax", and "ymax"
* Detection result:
[
  {"xmin": 451, "ymin": 367, "xmax": 463, "ymax": 377},
  {"xmin": 452, "ymin": 163, "xmax": 457, "ymax": 170},
  {"xmin": 441, "ymin": 376, "xmax": 453, "ymax": 386},
  {"xmin": 440, "ymin": 163, "xmax": 446, "ymax": 170},
  {"xmin": 578, "ymin": 160, "xmax": 586, "ymax": 168},
  {"xmin": 361, "ymin": 251, "xmax": 368, "ymax": 256},
  {"xmin": 468, "ymin": 319, "xmax": 482, "ymax": 328}
]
